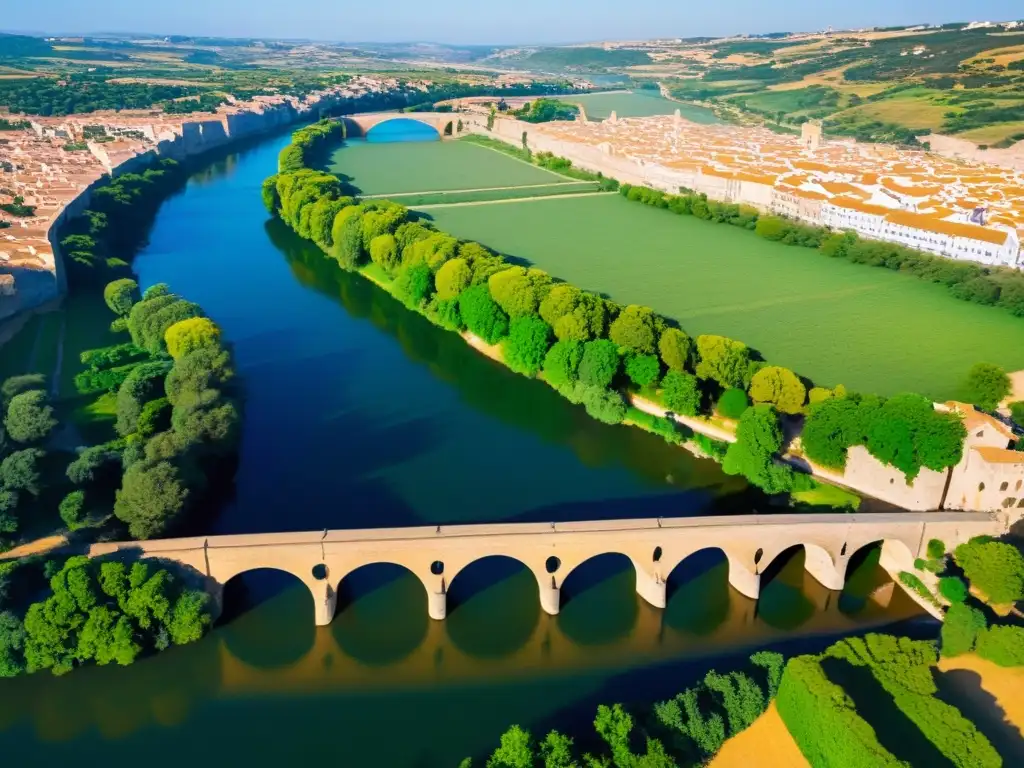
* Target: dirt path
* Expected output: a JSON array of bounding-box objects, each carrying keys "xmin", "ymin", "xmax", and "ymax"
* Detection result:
[
  {"xmin": 363, "ymin": 180, "xmax": 584, "ymax": 199},
  {"xmin": 0, "ymin": 533, "xmax": 68, "ymax": 561},
  {"xmin": 709, "ymin": 702, "xmax": 808, "ymax": 768},
  {"xmin": 412, "ymin": 190, "xmax": 616, "ymax": 210}
]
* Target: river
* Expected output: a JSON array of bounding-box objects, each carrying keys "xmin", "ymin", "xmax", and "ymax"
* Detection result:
[{"xmin": 0, "ymin": 122, "xmax": 926, "ymax": 766}]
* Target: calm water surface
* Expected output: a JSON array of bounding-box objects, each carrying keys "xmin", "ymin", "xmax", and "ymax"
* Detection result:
[{"xmin": 0, "ymin": 122, "xmax": 925, "ymax": 766}]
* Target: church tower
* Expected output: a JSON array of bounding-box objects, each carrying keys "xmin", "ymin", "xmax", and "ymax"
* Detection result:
[{"xmin": 802, "ymin": 120, "xmax": 823, "ymax": 151}]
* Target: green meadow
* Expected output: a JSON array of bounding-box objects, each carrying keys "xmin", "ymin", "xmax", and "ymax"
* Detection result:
[
  {"xmin": 555, "ymin": 91, "xmax": 720, "ymax": 123},
  {"xmin": 421, "ymin": 194, "xmax": 1024, "ymax": 400}
]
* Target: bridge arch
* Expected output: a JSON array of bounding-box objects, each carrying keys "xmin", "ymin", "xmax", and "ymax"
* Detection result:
[
  {"xmin": 344, "ymin": 114, "xmax": 445, "ymax": 139},
  {"xmin": 759, "ymin": 541, "xmax": 844, "ymax": 591},
  {"xmin": 663, "ymin": 547, "xmax": 733, "ymax": 636}
]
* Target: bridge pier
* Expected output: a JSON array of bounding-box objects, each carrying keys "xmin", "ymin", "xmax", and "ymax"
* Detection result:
[
  {"xmin": 428, "ymin": 589, "xmax": 447, "ymax": 621},
  {"xmin": 540, "ymin": 581, "xmax": 561, "ymax": 616},
  {"xmin": 803, "ymin": 547, "xmax": 846, "ymax": 591},
  {"xmin": 635, "ymin": 569, "xmax": 667, "ymax": 609},
  {"xmin": 727, "ymin": 558, "xmax": 761, "ymax": 600},
  {"xmin": 314, "ymin": 581, "xmax": 337, "ymax": 627}
]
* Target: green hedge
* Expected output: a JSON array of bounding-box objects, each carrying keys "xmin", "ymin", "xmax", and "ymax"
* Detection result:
[{"xmin": 776, "ymin": 655, "xmax": 906, "ymax": 768}]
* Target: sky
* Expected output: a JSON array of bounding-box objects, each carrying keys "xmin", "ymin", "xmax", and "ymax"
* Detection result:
[{"xmin": 5, "ymin": 0, "xmax": 1024, "ymax": 45}]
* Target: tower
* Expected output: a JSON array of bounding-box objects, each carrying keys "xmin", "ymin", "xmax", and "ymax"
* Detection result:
[{"xmin": 802, "ymin": 120, "xmax": 823, "ymax": 151}]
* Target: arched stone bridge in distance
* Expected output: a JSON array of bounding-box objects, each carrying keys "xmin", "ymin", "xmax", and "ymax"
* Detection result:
[
  {"xmin": 339, "ymin": 111, "xmax": 456, "ymax": 139},
  {"xmin": 88, "ymin": 511, "xmax": 1005, "ymax": 626}
]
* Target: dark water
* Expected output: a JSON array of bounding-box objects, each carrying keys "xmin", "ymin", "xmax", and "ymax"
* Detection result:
[{"xmin": 0, "ymin": 122, "xmax": 926, "ymax": 766}]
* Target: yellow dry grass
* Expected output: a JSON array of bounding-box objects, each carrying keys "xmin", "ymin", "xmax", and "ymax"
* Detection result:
[
  {"xmin": 767, "ymin": 64, "xmax": 890, "ymax": 98},
  {"xmin": 839, "ymin": 97, "xmax": 951, "ymax": 131},
  {"xmin": 938, "ymin": 654, "xmax": 1024, "ymax": 738},
  {"xmin": 958, "ymin": 121, "xmax": 1024, "ymax": 146},
  {"xmin": 966, "ymin": 44, "xmax": 1024, "ymax": 67},
  {"xmin": 709, "ymin": 702, "xmax": 809, "ymax": 768}
]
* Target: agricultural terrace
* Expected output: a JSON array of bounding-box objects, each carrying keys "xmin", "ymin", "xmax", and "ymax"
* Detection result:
[
  {"xmin": 554, "ymin": 91, "xmax": 720, "ymax": 123},
  {"xmin": 420, "ymin": 194, "xmax": 1024, "ymax": 400}
]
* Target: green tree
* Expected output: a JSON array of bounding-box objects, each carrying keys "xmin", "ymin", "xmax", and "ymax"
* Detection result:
[
  {"xmin": 59, "ymin": 490, "xmax": 88, "ymax": 529},
  {"xmin": 435, "ymin": 257, "xmax": 472, "ymax": 300},
  {"xmin": 1009, "ymin": 401, "xmax": 1024, "ymax": 427},
  {"xmin": 332, "ymin": 209, "xmax": 366, "ymax": 271},
  {"xmin": 938, "ymin": 576, "xmax": 968, "ymax": 603},
  {"xmin": 4, "ymin": 389, "xmax": 57, "ymax": 443},
  {"xmin": 103, "ymin": 278, "xmax": 139, "ymax": 316},
  {"xmin": 504, "ymin": 317, "xmax": 552, "ymax": 377},
  {"xmin": 975, "ymin": 625, "xmax": 1024, "ymax": 667},
  {"xmin": 168, "ymin": 591, "xmax": 212, "ymax": 645},
  {"xmin": 662, "ymin": 371, "xmax": 701, "ymax": 416},
  {"xmin": 115, "ymin": 361, "xmax": 169, "ymax": 437},
  {"xmin": 0, "ymin": 449, "xmax": 44, "ymax": 496},
  {"xmin": 114, "ymin": 461, "xmax": 189, "ymax": 539},
  {"xmin": 164, "ymin": 317, "xmax": 221, "ymax": 360},
  {"xmin": 459, "ymin": 284, "xmax": 509, "ymax": 344},
  {"xmin": 539, "ymin": 284, "xmax": 582, "ymax": 327},
  {"xmin": 608, "ymin": 305, "xmax": 657, "ymax": 355},
  {"xmin": 940, "ymin": 602, "xmax": 987, "ymax": 657},
  {"xmin": 717, "ymin": 388, "xmax": 750, "ymax": 419},
  {"xmin": 962, "ymin": 363, "xmax": 1010, "ymax": 411},
  {"xmin": 580, "ymin": 385, "xmax": 627, "ymax": 425},
  {"xmin": 488, "ymin": 267, "xmax": 544, "ymax": 319},
  {"xmin": 695, "ymin": 335, "xmax": 750, "ymax": 389},
  {"xmin": 394, "ymin": 263, "xmax": 434, "ymax": 309},
  {"xmin": 749, "ymin": 366, "xmax": 806, "ymax": 414},
  {"xmin": 723, "ymin": 405, "xmax": 793, "ymax": 493},
  {"xmin": 543, "ymin": 340, "xmax": 584, "ymax": 388},
  {"xmin": 368, "ymin": 234, "xmax": 400, "ymax": 274},
  {"xmin": 624, "ymin": 354, "xmax": 661, "ymax": 389},
  {"xmin": 488, "ymin": 725, "xmax": 535, "ymax": 768},
  {"xmin": 0, "ymin": 611, "xmax": 26, "ymax": 677},
  {"xmin": 658, "ymin": 328, "xmax": 692, "ymax": 373},
  {"xmin": 578, "ymin": 340, "xmax": 620, "ymax": 389},
  {"xmin": 954, "ymin": 537, "xmax": 1024, "ymax": 605},
  {"xmin": 1, "ymin": 373, "xmax": 46, "ymax": 404}
]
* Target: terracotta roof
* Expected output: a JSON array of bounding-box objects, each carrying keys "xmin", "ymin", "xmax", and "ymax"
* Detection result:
[
  {"xmin": 827, "ymin": 197, "xmax": 897, "ymax": 217},
  {"xmin": 945, "ymin": 401, "xmax": 1017, "ymax": 441},
  {"xmin": 884, "ymin": 211, "xmax": 1009, "ymax": 246},
  {"xmin": 973, "ymin": 446, "xmax": 1024, "ymax": 464}
]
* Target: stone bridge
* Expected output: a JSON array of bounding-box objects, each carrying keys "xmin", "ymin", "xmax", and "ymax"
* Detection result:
[
  {"xmin": 339, "ymin": 111, "xmax": 457, "ymax": 138},
  {"xmin": 89, "ymin": 511, "xmax": 1004, "ymax": 626}
]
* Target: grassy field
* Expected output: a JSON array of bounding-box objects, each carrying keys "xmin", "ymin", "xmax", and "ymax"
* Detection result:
[
  {"xmin": 422, "ymin": 194, "xmax": 1024, "ymax": 400},
  {"xmin": 326, "ymin": 139, "xmax": 568, "ymax": 196},
  {"xmin": 555, "ymin": 91, "xmax": 720, "ymax": 123}
]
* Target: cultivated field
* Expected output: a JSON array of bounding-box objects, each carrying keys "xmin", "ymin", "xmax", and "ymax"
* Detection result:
[
  {"xmin": 556, "ymin": 91, "xmax": 719, "ymax": 123},
  {"xmin": 327, "ymin": 138, "xmax": 569, "ymax": 196},
  {"xmin": 422, "ymin": 194, "xmax": 1024, "ymax": 400}
]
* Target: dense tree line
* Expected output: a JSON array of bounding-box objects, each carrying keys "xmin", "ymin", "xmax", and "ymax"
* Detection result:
[
  {"xmin": 60, "ymin": 158, "xmax": 187, "ymax": 286},
  {"xmin": 511, "ymin": 98, "xmax": 580, "ymax": 124},
  {"xmin": 462, "ymin": 651, "xmax": 783, "ymax": 767},
  {"xmin": 266, "ymin": 125, "xmax": 970, "ymax": 496},
  {"xmin": 619, "ymin": 183, "xmax": 1024, "ymax": 318},
  {"xmin": 0, "ymin": 555, "xmax": 212, "ymax": 677},
  {"xmin": 0, "ymin": 74, "xmax": 207, "ymax": 117}
]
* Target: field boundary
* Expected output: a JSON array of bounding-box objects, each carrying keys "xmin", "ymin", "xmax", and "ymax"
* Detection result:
[
  {"xmin": 363, "ymin": 180, "xmax": 585, "ymax": 198},
  {"xmin": 412, "ymin": 190, "xmax": 616, "ymax": 210}
]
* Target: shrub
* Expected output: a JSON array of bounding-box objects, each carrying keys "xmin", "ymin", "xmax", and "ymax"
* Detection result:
[
  {"xmin": 624, "ymin": 353, "xmax": 660, "ymax": 389},
  {"xmin": 749, "ymin": 365, "xmax": 806, "ymax": 414},
  {"xmin": 695, "ymin": 335, "xmax": 750, "ymax": 389},
  {"xmin": 369, "ymin": 233, "xmax": 400, "ymax": 274},
  {"xmin": 975, "ymin": 625, "xmax": 1024, "ymax": 667},
  {"xmin": 432, "ymin": 298, "xmax": 463, "ymax": 331},
  {"xmin": 459, "ymin": 284, "xmax": 509, "ymax": 344},
  {"xmin": 577, "ymin": 340, "xmax": 620, "ymax": 389},
  {"xmin": 0, "ymin": 449, "xmax": 44, "ymax": 496},
  {"xmin": 1009, "ymin": 401, "xmax": 1024, "ymax": 427},
  {"xmin": 4, "ymin": 389, "xmax": 57, "ymax": 444},
  {"xmin": 658, "ymin": 328, "xmax": 692, "ymax": 373},
  {"xmin": 962, "ymin": 362, "xmax": 1010, "ymax": 411},
  {"xmin": 143, "ymin": 283, "xmax": 170, "ymax": 300},
  {"xmin": 80, "ymin": 343, "xmax": 148, "ymax": 371},
  {"xmin": 953, "ymin": 537, "xmax": 1024, "ymax": 605},
  {"xmin": 543, "ymin": 340, "xmax": 584, "ymax": 388},
  {"xmin": 103, "ymin": 278, "xmax": 139, "ymax": 316},
  {"xmin": 503, "ymin": 317, "xmax": 552, "ymax": 377},
  {"xmin": 435, "ymin": 257, "xmax": 471, "ymax": 300},
  {"xmin": 164, "ymin": 317, "xmax": 221, "ymax": 360},
  {"xmin": 938, "ymin": 576, "xmax": 967, "ymax": 603},
  {"xmin": 662, "ymin": 370, "xmax": 701, "ymax": 416},
  {"xmin": 723, "ymin": 405, "xmax": 793, "ymax": 494},
  {"xmin": 927, "ymin": 538, "xmax": 946, "ymax": 560},
  {"xmin": 608, "ymin": 305, "xmax": 657, "ymax": 354},
  {"xmin": 717, "ymin": 388, "xmax": 750, "ymax": 419},
  {"xmin": 776, "ymin": 656, "xmax": 904, "ymax": 768},
  {"xmin": 74, "ymin": 363, "xmax": 141, "ymax": 395},
  {"xmin": 115, "ymin": 361, "xmax": 170, "ymax": 438},
  {"xmin": 940, "ymin": 602, "xmax": 986, "ymax": 657}
]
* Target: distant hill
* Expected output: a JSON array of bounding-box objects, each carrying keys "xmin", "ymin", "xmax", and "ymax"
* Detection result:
[{"xmin": 502, "ymin": 47, "xmax": 651, "ymax": 73}]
